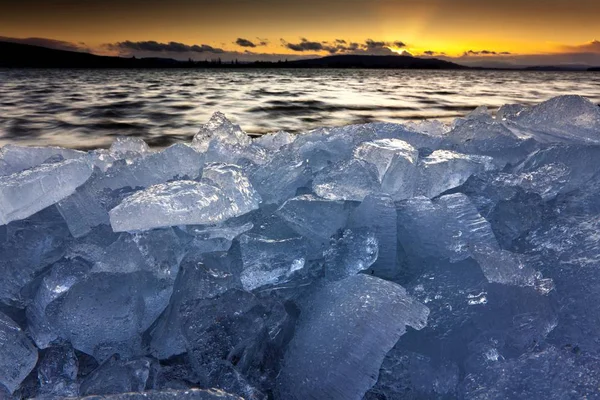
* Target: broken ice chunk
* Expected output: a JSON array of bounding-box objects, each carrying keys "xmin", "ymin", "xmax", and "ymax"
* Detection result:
[
  {"xmin": 0, "ymin": 206, "xmax": 70, "ymax": 306},
  {"xmin": 37, "ymin": 342, "xmax": 79, "ymax": 398},
  {"xmin": 109, "ymin": 181, "xmax": 236, "ymax": 232},
  {"xmin": 180, "ymin": 289, "xmax": 289, "ymax": 395},
  {"xmin": 509, "ymin": 95, "xmax": 600, "ymax": 144},
  {"xmin": 109, "ymin": 137, "xmax": 151, "ymax": 159},
  {"xmin": 79, "ymin": 355, "xmax": 152, "ymax": 396},
  {"xmin": 254, "ymin": 130, "xmax": 295, "ymax": 151},
  {"xmin": 416, "ymin": 150, "xmax": 494, "ymax": 198},
  {"xmin": 348, "ymin": 194, "xmax": 398, "ymax": 280},
  {"xmin": 323, "ymin": 228, "xmax": 378, "ymax": 281},
  {"xmin": 366, "ymin": 350, "xmax": 459, "ymax": 400},
  {"xmin": 46, "ymin": 271, "xmax": 173, "ymax": 360},
  {"xmin": 192, "ymin": 112, "xmax": 251, "ymax": 152},
  {"xmin": 276, "ymin": 194, "xmax": 354, "ymax": 248},
  {"xmin": 354, "ymin": 139, "xmax": 418, "ymax": 200},
  {"xmin": 238, "ymin": 234, "xmax": 307, "ymax": 291},
  {"xmin": 0, "ymin": 144, "xmax": 85, "ymax": 176},
  {"xmin": 249, "ymin": 153, "xmax": 311, "ymax": 205},
  {"xmin": 202, "ymin": 163, "xmax": 261, "ymax": 217},
  {"xmin": 0, "ymin": 158, "xmax": 93, "ymax": 225},
  {"xmin": 312, "ymin": 159, "xmax": 379, "ymax": 201},
  {"xmin": 0, "ymin": 312, "xmax": 38, "ymax": 394},
  {"xmin": 74, "ymin": 388, "xmax": 244, "ymax": 399},
  {"xmin": 148, "ymin": 251, "xmax": 243, "ymax": 360},
  {"xmin": 27, "ymin": 257, "xmax": 91, "ymax": 349},
  {"xmin": 462, "ymin": 346, "xmax": 600, "ymax": 399},
  {"xmin": 277, "ymin": 274, "xmax": 428, "ymax": 400},
  {"xmin": 397, "ymin": 193, "xmax": 542, "ymax": 287}
]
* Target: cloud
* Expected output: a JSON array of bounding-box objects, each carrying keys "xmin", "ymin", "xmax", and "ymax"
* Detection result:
[
  {"xmin": 0, "ymin": 36, "xmax": 90, "ymax": 53},
  {"xmin": 423, "ymin": 50, "xmax": 447, "ymax": 56},
  {"xmin": 462, "ymin": 49, "xmax": 511, "ymax": 56},
  {"xmin": 235, "ymin": 38, "xmax": 256, "ymax": 48},
  {"xmin": 283, "ymin": 38, "xmax": 326, "ymax": 52},
  {"xmin": 282, "ymin": 38, "xmax": 407, "ymax": 55},
  {"xmin": 105, "ymin": 40, "xmax": 225, "ymax": 54},
  {"xmin": 235, "ymin": 38, "xmax": 268, "ymax": 48}
]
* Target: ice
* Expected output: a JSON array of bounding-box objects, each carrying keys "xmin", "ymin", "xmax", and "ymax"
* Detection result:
[
  {"xmin": 0, "ymin": 312, "xmax": 38, "ymax": 394},
  {"xmin": 277, "ymin": 274, "xmax": 428, "ymax": 400},
  {"xmin": 27, "ymin": 257, "xmax": 91, "ymax": 348},
  {"xmin": 354, "ymin": 139, "xmax": 418, "ymax": 200},
  {"xmin": 76, "ymin": 388, "xmax": 244, "ymax": 399},
  {"xmin": 0, "ymin": 144, "xmax": 85, "ymax": 176},
  {"xmin": 365, "ymin": 350, "xmax": 459, "ymax": 399},
  {"xmin": 192, "ymin": 112, "xmax": 251, "ymax": 152},
  {"xmin": 180, "ymin": 289, "xmax": 290, "ymax": 397},
  {"xmin": 238, "ymin": 234, "xmax": 307, "ymax": 291},
  {"xmin": 79, "ymin": 355, "xmax": 152, "ymax": 396},
  {"xmin": 110, "ymin": 137, "xmax": 151, "ymax": 159},
  {"xmin": 0, "ymin": 207, "xmax": 70, "ymax": 306},
  {"xmin": 148, "ymin": 251, "xmax": 243, "ymax": 360},
  {"xmin": 202, "ymin": 163, "xmax": 261, "ymax": 216},
  {"xmin": 323, "ymin": 228, "xmax": 378, "ymax": 281},
  {"xmin": 507, "ymin": 95, "xmax": 600, "ymax": 144},
  {"xmin": 397, "ymin": 193, "xmax": 540, "ymax": 286},
  {"xmin": 348, "ymin": 194, "xmax": 398, "ymax": 280},
  {"xmin": 416, "ymin": 150, "xmax": 494, "ymax": 198},
  {"xmin": 254, "ymin": 131, "xmax": 295, "ymax": 151},
  {"xmin": 37, "ymin": 342, "xmax": 78, "ymax": 398},
  {"xmin": 312, "ymin": 159, "xmax": 379, "ymax": 201},
  {"xmin": 276, "ymin": 194, "xmax": 354, "ymax": 248},
  {"xmin": 0, "ymin": 158, "xmax": 93, "ymax": 225},
  {"xmin": 109, "ymin": 181, "xmax": 237, "ymax": 232},
  {"xmin": 249, "ymin": 153, "xmax": 311, "ymax": 205},
  {"xmin": 46, "ymin": 271, "xmax": 173, "ymax": 360},
  {"xmin": 462, "ymin": 346, "xmax": 600, "ymax": 399},
  {"xmin": 4, "ymin": 97, "xmax": 600, "ymax": 397}
]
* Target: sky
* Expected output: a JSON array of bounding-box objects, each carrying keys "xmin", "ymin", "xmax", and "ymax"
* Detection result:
[{"xmin": 1, "ymin": 0, "xmax": 600, "ymax": 67}]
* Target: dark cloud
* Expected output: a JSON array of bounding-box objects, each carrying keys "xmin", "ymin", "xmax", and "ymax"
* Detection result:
[
  {"xmin": 0, "ymin": 36, "xmax": 89, "ymax": 52},
  {"xmin": 235, "ymin": 38, "xmax": 256, "ymax": 48},
  {"xmin": 463, "ymin": 49, "xmax": 511, "ymax": 56},
  {"xmin": 235, "ymin": 38, "xmax": 268, "ymax": 48},
  {"xmin": 106, "ymin": 40, "xmax": 225, "ymax": 54},
  {"xmin": 283, "ymin": 38, "xmax": 326, "ymax": 52},
  {"xmin": 423, "ymin": 50, "xmax": 447, "ymax": 56},
  {"xmin": 282, "ymin": 38, "xmax": 406, "ymax": 55},
  {"xmin": 364, "ymin": 39, "xmax": 387, "ymax": 49}
]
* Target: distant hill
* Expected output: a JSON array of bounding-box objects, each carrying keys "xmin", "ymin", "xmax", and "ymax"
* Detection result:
[
  {"xmin": 0, "ymin": 41, "xmax": 182, "ymax": 68},
  {"xmin": 590, "ymin": 67, "xmax": 600, "ymax": 71},
  {"xmin": 287, "ymin": 54, "xmax": 467, "ymax": 69},
  {"xmin": 0, "ymin": 41, "xmax": 468, "ymax": 69}
]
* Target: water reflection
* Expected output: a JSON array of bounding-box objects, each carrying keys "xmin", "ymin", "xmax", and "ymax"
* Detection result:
[{"xmin": 1, "ymin": 68, "xmax": 599, "ymax": 149}]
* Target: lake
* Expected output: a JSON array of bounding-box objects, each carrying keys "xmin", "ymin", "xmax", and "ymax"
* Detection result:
[{"xmin": 1, "ymin": 68, "xmax": 599, "ymax": 149}]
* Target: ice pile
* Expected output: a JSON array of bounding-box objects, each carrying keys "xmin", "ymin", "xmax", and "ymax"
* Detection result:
[{"xmin": 1, "ymin": 95, "xmax": 600, "ymax": 399}]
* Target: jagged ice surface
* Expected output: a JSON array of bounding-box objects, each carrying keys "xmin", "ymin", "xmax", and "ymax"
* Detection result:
[{"xmin": 1, "ymin": 95, "xmax": 600, "ymax": 399}]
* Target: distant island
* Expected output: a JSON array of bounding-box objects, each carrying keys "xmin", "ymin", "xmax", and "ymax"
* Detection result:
[
  {"xmin": 0, "ymin": 41, "xmax": 466, "ymax": 70},
  {"xmin": 1, "ymin": 41, "xmax": 598, "ymax": 71}
]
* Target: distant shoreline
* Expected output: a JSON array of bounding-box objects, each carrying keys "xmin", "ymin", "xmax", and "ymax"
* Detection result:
[{"xmin": 1, "ymin": 41, "xmax": 599, "ymax": 72}]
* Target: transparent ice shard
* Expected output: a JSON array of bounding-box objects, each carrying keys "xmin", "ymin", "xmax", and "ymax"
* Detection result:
[
  {"xmin": 0, "ymin": 312, "xmax": 38, "ymax": 394},
  {"xmin": 0, "ymin": 158, "xmax": 93, "ymax": 225},
  {"xmin": 109, "ymin": 181, "xmax": 236, "ymax": 232},
  {"xmin": 276, "ymin": 274, "xmax": 428, "ymax": 400}
]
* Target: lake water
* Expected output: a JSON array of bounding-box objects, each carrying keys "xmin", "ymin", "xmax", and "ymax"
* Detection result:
[{"xmin": 1, "ymin": 68, "xmax": 599, "ymax": 149}]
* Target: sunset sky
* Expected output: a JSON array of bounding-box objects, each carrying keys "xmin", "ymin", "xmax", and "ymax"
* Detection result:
[{"xmin": 2, "ymin": 0, "xmax": 600, "ymax": 67}]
